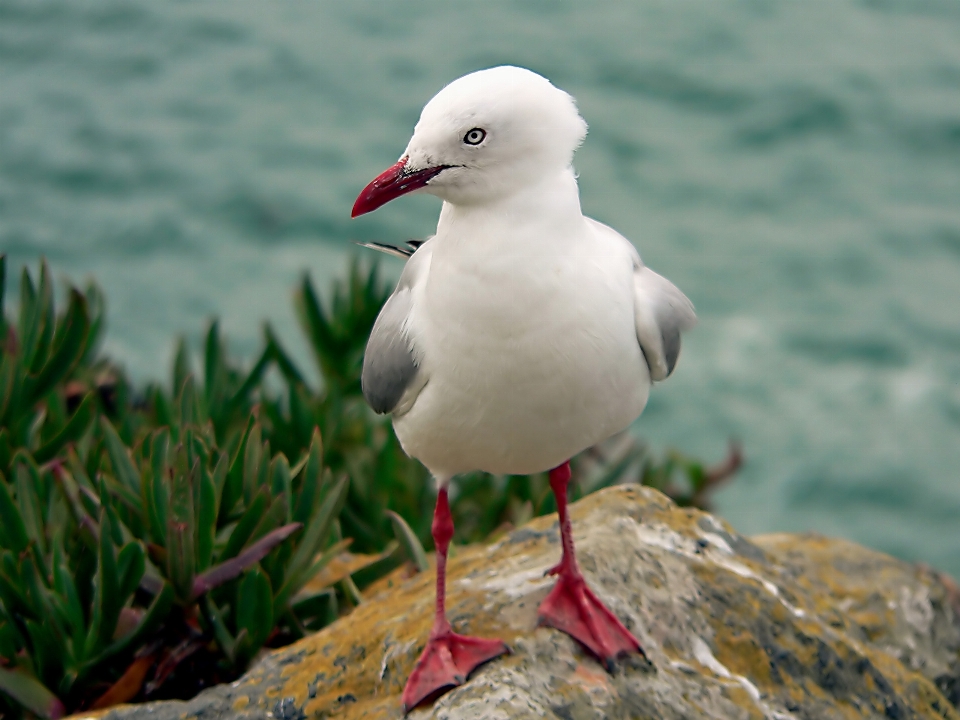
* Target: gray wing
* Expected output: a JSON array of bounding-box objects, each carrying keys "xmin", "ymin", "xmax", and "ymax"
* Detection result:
[
  {"xmin": 633, "ymin": 261, "xmax": 697, "ymax": 381},
  {"xmin": 584, "ymin": 217, "xmax": 696, "ymax": 382},
  {"xmin": 361, "ymin": 241, "xmax": 432, "ymax": 414}
]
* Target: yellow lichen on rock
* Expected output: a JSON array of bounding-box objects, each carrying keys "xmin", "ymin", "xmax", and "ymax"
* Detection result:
[{"xmin": 83, "ymin": 486, "xmax": 960, "ymax": 720}]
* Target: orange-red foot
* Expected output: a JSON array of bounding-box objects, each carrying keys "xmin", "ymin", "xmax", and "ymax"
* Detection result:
[
  {"xmin": 538, "ymin": 568, "xmax": 643, "ymax": 670},
  {"xmin": 401, "ymin": 629, "xmax": 509, "ymax": 713}
]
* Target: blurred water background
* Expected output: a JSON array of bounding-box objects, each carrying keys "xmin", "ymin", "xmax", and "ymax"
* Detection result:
[{"xmin": 1, "ymin": 0, "xmax": 958, "ymax": 575}]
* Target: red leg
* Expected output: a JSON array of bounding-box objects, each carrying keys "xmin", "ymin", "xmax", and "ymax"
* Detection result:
[
  {"xmin": 537, "ymin": 461, "xmax": 643, "ymax": 670},
  {"xmin": 401, "ymin": 487, "xmax": 509, "ymax": 713}
]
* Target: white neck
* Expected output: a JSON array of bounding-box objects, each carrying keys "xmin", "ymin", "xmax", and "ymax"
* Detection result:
[{"xmin": 435, "ymin": 167, "xmax": 585, "ymax": 246}]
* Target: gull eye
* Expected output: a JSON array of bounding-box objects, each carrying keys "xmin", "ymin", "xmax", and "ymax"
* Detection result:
[{"xmin": 463, "ymin": 128, "xmax": 486, "ymax": 146}]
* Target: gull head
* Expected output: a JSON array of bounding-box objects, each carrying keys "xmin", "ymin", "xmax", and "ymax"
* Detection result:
[{"xmin": 352, "ymin": 66, "xmax": 588, "ymax": 217}]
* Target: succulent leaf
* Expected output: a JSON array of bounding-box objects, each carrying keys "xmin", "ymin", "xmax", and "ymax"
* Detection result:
[
  {"xmin": 172, "ymin": 338, "xmax": 190, "ymax": 403},
  {"xmin": 0, "ymin": 665, "xmax": 65, "ymax": 719},
  {"xmin": 386, "ymin": 510, "xmax": 430, "ymax": 572},
  {"xmin": 203, "ymin": 320, "xmax": 225, "ymax": 411},
  {"xmin": 224, "ymin": 345, "xmax": 271, "ymax": 416},
  {"xmin": 202, "ymin": 595, "xmax": 237, "ymax": 665},
  {"xmin": 292, "ymin": 428, "xmax": 323, "ymax": 526},
  {"xmin": 264, "ymin": 324, "xmax": 306, "ymax": 386},
  {"xmin": 23, "ymin": 262, "xmax": 53, "ymax": 378},
  {"xmin": 192, "ymin": 522, "xmax": 301, "ymax": 598},
  {"xmin": 166, "ymin": 456, "xmax": 197, "ymax": 604},
  {"xmin": 84, "ymin": 582, "xmax": 174, "ymax": 671},
  {"xmin": 93, "ymin": 508, "xmax": 122, "ymax": 652},
  {"xmin": 274, "ymin": 476, "xmax": 348, "ymax": 610},
  {"xmin": 100, "ymin": 417, "xmax": 142, "ymax": 497},
  {"xmin": 220, "ymin": 415, "xmax": 254, "ymax": 521},
  {"xmin": 220, "ymin": 487, "xmax": 268, "ymax": 563},
  {"xmin": 145, "ymin": 428, "xmax": 170, "ymax": 546},
  {"xmin": 241, "ymin": 423, "xmax": 262, "ymax": 506},
  {"xmin": 0, "ymin": 472, "xmax": 29, "ymax": 554},
  {"xmin": 33, "ymin": 392, "xmax": 96, "ymax": 464},
  {"xmin": 235, "ymin": 568, "xmax": 273, "ymax": 662},
  {"xmin": 196, "ymin": 462, "xmax": 217, "ymax": 572},
  {"xmin": 117, "ymin": 542, "xmax": 146, "ymax": 605},
  {"xmin": 13, "ymin": 462, "xmax": 48, "ymax": 565},
  {"xmin": 270, "ymin": 453, "xmax": 293, "ymax": 526},
  {"xmin": 25, "ymin": 290, "xmax": 90, "ymax": 406}
]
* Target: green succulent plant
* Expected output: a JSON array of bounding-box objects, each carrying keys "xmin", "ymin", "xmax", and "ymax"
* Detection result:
[
  {"xmin": 0, "ymin": 259, "xmax": 352, "ymax": 717},
  {"xmin": 0, "ymin": 413, "xmax": 348, "ymax": 716},
  {"xmin": 0, "ymin": 256, "xmax": 102, "ymax": 476}
]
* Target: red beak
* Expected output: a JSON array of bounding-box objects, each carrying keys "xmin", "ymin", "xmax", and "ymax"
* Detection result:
[{"xmin": 351, "ymin": 157, "xmax": 449, "ymax": 218}]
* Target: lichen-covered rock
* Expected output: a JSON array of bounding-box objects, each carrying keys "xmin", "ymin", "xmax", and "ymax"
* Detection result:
[{"xmin": 77, "ymin": 486, "xmax": 960, "ymax": 720}]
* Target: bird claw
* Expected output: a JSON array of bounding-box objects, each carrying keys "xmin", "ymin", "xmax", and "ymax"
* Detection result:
[
  {"xmin": 401, "ymin": 630, "xmax": 509, "ymax": 713},
  {"xmin": 537, "ymin": 569, "xmax": 643, "ymax": 669}
]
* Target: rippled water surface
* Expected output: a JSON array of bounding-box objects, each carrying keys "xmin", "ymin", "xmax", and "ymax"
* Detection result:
[{"xmin": 2, "ymin": 1, "xmax": 959, "ymax": 574}]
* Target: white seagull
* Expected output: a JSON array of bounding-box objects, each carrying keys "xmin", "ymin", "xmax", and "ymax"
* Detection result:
[{"xmin": 352, "ymin": 66, "xmax": 696, "ymax": 712}]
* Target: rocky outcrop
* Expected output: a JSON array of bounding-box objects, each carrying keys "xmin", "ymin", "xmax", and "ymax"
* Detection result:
[{"xmin": 77, "ymin": 486, "xmax": 960, "ymax": 720}]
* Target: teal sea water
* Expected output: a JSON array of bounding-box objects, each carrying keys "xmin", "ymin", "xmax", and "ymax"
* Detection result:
[{"xmin": 2, "ymin": 1, "xmax": 959, "ymax": 574}]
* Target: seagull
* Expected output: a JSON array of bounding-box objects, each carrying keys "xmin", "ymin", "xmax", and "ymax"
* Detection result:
[{"xmin": 351, "ymin": 66, "xmax": 696, "ymax": 712}]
